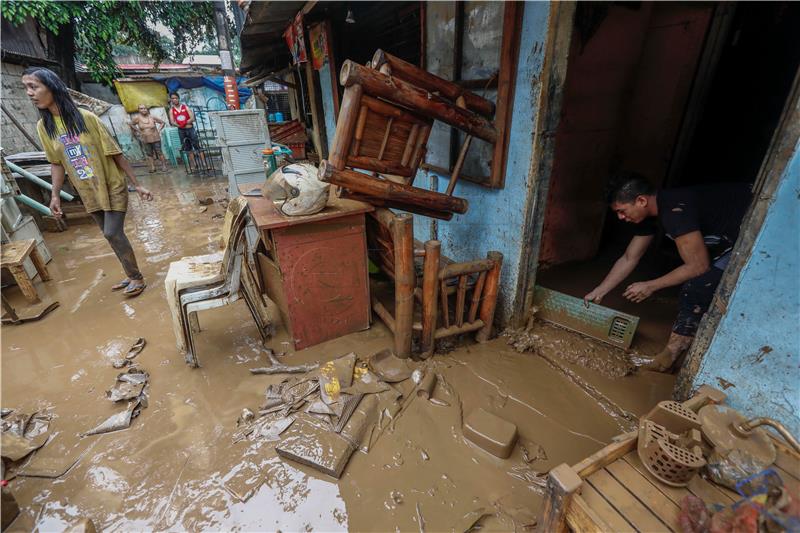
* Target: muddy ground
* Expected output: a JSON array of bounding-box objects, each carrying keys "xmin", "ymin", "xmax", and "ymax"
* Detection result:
[{"xmin": 1, "ymin": 168, "xmax": 675, "ymax": 531}]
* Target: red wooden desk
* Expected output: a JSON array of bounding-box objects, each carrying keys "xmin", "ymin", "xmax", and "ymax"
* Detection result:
[{"xmin": 242, "ymin": 183, "xmax": 374, "ymax": 350}]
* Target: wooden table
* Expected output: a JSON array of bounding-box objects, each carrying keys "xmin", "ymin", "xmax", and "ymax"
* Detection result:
[
  {"xmin": 241, "ymin": 183, "xmax": 374, "ymax": 350},
  {"xmin": 1, "ymin": 239, "xmax": 50, "ymax": 303}
]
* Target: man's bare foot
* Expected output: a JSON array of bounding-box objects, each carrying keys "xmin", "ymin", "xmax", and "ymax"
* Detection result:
[{"xmin": 643, "ymin": 332, "xmax": 693, "ymax": 372}]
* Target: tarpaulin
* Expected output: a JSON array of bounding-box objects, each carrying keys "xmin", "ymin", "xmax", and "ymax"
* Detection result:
[
  {"xmin": 113, "ymin": 81, "xmax": 169, "ymax": 112},
  {"xmin": 152, "ymin": 76, "xmax": 252, "ymax": 104}
]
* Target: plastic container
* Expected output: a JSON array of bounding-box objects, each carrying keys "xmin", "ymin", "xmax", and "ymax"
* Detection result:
[
  {"xmin": 268, "ymin": 113, "xmax": 276, "ymax": 123},
  {"xmin": 275, "ymin": 112, "xmax": 284, "ymax": 122},
  {"xmin": 262, "ymin": 148, "xmax": 277, "ymax": 175}
]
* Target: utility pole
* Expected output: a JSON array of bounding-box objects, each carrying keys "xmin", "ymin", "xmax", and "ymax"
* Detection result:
[{"xmin": 214, "ymin": 0, "xmax": 239, "ymax": 109}]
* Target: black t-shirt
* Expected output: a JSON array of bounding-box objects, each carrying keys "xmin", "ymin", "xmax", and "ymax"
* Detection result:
[{"xmin": 633, "ymin": 183, "xmax": 752, "ymax": 259}]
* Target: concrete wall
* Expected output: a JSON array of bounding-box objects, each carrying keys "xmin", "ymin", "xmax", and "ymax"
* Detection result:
[
  {"xmin": 412, "ymin": 2, "xmax": 551, "ymax": 323},
  {"xmin": 1, "ymin": 62, "xmax": 45, "ymax": 154},
  {"xmin": 692, "ymin": 143, "xmax": 800, "ymax": 435}
]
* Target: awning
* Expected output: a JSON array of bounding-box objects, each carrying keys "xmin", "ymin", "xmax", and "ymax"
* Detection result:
[{"xmin": 239, "ymin": 1, "xmax": 306, "ymax": 75}]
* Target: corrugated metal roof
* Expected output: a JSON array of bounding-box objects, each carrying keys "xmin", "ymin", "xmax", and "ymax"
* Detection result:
[{"xmin": 239, "ymin": 1, "xmax": 305, "ymax": 74}]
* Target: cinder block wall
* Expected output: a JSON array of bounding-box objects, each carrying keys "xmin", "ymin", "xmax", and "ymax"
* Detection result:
[{"xmin": 1, "ymin": 62, "xmax": 43, "ymax": 154}]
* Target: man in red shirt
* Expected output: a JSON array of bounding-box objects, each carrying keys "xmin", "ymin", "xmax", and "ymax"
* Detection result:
[{"xmin": 168, "ymin": 92, "xmax": 206, "ymax": 172}]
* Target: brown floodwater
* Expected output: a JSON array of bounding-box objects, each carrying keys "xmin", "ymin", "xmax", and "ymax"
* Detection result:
[{"xmin": 1, "ymin": 168, "xmax": 674, "ymax": 531}]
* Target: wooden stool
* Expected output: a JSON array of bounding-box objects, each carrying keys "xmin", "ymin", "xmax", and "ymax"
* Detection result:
[{"xmin": 1, "ymin": 239, "xmax": 50, "ymax": 303}]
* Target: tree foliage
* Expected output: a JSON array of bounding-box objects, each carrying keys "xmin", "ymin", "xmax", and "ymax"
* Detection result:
[{"xmin": 1, "ymin": 0, "xmax": 218, "ymax": 85}]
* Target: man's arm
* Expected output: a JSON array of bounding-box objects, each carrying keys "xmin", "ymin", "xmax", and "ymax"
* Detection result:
[
  {"xmin": 623, "ymin": 231, "xmax": 710, "ymax": 302},
  {"xmin": 111, "ymin": 153, "xmax": 153, "ymax": 200},
  {"xmin": 154, "ymin": 116, "xmax": 166, "ymax": 129},
  {"xmin": 49, "ymin": 163, "xmax": 66, "ymax": 217},
  {"xmin": 584, "ymin": 234, "xmax": 653, "ymax": 305},
  {"xmin": 167, "ymin": 108, "xmax": 177, "ymax": 127},
  {"xmin": 185, "ymin": 106, "xmax": 195, "ymax": 126}
]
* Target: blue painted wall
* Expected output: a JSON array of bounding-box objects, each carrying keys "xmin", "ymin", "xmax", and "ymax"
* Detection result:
[
  {"xmin": 319, "ymin": 62, "xmax": 337, "ymax": 153},
  {"xmin": 413, "ymin": 2, "xmax": 551, "ymax": 322},
  {"xmin": 317, "ymin": 2, "xmax": 552, "ymax": 323},
  {"xmin": 693, "ymin": 140, "xmax": 800, "ymax": 435}
]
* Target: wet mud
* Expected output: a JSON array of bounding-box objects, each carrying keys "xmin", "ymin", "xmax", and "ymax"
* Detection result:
[{"xmin": 2, "ymin": 168, "xmax": 674, "ymax": 530}]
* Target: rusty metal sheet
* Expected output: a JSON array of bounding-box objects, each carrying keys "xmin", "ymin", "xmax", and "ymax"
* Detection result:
[{"xmin": 533, "ymin": 285, "xmax": 639, "ymax": 349}]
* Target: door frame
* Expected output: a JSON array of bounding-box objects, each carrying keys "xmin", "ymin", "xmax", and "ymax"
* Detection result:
[
  {"xmin": 515, "ymin": 2, "xmax": 800, "ymax": 401},
  {"xmin": 675, "ymin": 67, "xmax": 800, "ymax": 398}
]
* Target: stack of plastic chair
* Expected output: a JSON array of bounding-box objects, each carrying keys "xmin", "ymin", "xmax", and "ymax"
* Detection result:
[
  {"xmin": 162, "ymin": 127, "xmax": 186, "ymax": 167},
  {"xmin": 164, "ymin": 196, "xmax": 271, "ymax": 367}
]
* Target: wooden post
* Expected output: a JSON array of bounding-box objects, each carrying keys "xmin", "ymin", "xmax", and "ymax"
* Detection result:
[
  {"xmin": 468, "ymin": 271, "xmax": 487, "ymax": 323},
  {"xmin": 340, "ymin": 60, "xmax": 498, "ymax": 144},
  {"xmin": 446, "ymin": 134, "xmax": 473, "ymax": 196},
  {"xmin": 455, "ymin": 275, "xmax": 467, "ymax": 327},
  {"xmin": 305, "ymin": 60, "xmax": 328, "ymax": 158},
  {"xmin": 29, "ymin": 247, "xmax": 51, "ymax": 282},
  {"xmin": 329, "ymin": 84, "xmax": 364, "ymax": 168},
  {"xmin": 9, "ymin": 266, "xmax": 39, "ymax": 304},
  {"xmin": 371, "ymin": 49, "xmax": 496, "ymax": 118},
  {"xmin": 339, "ymin": 191, "xmax": 454, "ymax": 221},
  {"xmin": 488, "ymin": 1, "xmax": 524, "ymax": 188},
  {"xmin": 420, "ymin": 240, "xmax": 440, "ymax": 357},
  {"xmin": 319, "ymin": 160, "xmax": 469, "ymax": 214},
  {"xmin": 439, "ymin": 280, "xmax": 450, "ymax": 329},
  {"xmin": 393, "ymin": 214, "xmax": 414, "ymax": 358},
  {"xmin": 351, "ymin": 105, "xmax": 369, "ymax": 156},
  {"xmin": 475, "ymin": 251, "xmax": 503, "ymax": 342},
  {"xmin": 538, "ymin": 463, "xmax": 583, "ymax": 533}
]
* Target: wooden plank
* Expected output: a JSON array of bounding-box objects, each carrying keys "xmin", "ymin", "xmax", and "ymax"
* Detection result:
[
  {"xmin": 587, "ymin": 469, "xmax": 670, "ymax": 532},
  {"xmin": 606, "ymin": 460, "xmax": 680, "ymax": 531},
  {"xmin": 580, "ymin": 482, "xmax": 634, "ymax": 532},
  {"xmin": 687, "ymin": 475, "xmax": 736, "ymax": 507},
  {"xmin": 774, "ymin": 447, "xmax": 800, "ymax": 481},
  {"xmin": 567, "ymin": 494, "xmax": 613, "ymax": 533},
  {"xmin": 623, "ymin": 452, "xmax": 693, "ymax": 507},
  {"xmin": 572, "ymin": 433, "xmax": 638, "ymax": 478}
]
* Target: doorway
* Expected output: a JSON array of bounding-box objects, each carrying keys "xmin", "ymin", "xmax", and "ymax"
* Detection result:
[{"xmin": 529, "ymin": 1, "xmax": 800, "ymax": 356}]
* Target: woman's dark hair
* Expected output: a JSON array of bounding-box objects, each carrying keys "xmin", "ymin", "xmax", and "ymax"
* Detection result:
[
  {"xmin": 22, "ymin": 67, "xmax": 87, "ymax": 140},
  {"xmin": 605, "ymin": 171, "xmax": 656, "ymax": 204}
]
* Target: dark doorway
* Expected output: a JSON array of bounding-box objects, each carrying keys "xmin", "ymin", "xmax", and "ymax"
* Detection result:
[{"xmin": 533, "ymin": 1, "xmax": 800, "ymax": 355}]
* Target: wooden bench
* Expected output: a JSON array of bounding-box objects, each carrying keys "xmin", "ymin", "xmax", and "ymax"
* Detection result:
[
  {"xmin": 539, "ymin": 390, "xmax": 800, "ymax": 532},
  {"xmin": 367, "ymin": 208, "xmax": 502, "ymax": 358},
  {"xmin": 1, "ymin": 239, "xmax": 50, "ymax": 303}
]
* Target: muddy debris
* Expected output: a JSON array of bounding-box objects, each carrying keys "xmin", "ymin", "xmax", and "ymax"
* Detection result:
[
  {"xmin": 197, "ymin": 197, "xmax": 214, "ymax": 206},
  {"xmin": 83, "ymin": 366, "xmax": 150, "ymax": 437},
  {"xmin": 126, "ymin": 337, "xmax": 146, "ymax": 360},
  {"xmin": 503, "ymin": 323, "xmax": 637, "ymax": 379},
  {"xmin": 250, "ymin": 348, "xmax": 319, "ymax": 375},
  {"xmin": 1, "ymin": 410, "xmax": 52, "ymax": 463}
]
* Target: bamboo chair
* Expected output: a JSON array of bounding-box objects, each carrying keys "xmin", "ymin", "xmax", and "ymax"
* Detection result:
[{"xmin": 367, "ymin": 208, "xmax": 503, "ymax": 358}]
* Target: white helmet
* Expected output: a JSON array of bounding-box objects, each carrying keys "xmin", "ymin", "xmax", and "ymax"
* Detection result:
[{"xmin": 263, "ymin": 163, "xmax": 329, "ymax": 216}]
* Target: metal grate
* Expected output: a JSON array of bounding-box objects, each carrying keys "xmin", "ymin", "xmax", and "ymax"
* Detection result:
[{"xmin": 533, "ymin": 286, "xmax": 640, "ymax": 349}]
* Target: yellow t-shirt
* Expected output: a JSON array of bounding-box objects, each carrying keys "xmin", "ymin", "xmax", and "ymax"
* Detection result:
[{"xmin": 37, "ymin": 109, "xmax": 128, "ymax": 213}]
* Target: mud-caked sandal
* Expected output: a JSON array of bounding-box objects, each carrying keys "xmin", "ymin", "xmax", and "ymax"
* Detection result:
[
  {"xmin": 123, "ymin": 282, "xmax": 147, "ymax": 298},
  {"xmin": 112, "ymin": 279, "xmax": 131, "ymax": 291}
]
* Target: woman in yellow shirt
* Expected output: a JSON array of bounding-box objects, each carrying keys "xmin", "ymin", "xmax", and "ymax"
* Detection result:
[{"xmin": 22, "ymin": 67, "xmax": 153, "ymax": 297}]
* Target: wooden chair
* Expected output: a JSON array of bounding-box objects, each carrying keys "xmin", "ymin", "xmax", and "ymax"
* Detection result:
[
  {"xmin": 1, "ymin": 239, "xmax": 50, "ymax": 303},
  {"xmin": 367, "ymin": 208, "xmax": 502, "ymax": 358}
]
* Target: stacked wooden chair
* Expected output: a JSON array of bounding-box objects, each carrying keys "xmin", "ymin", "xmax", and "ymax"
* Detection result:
[{"xmin": 165, "ymin": 196, "xmax": 271, "ymax": 367}]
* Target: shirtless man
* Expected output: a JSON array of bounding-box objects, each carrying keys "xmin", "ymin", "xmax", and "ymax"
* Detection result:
[{"xmin": 131, "ymin": 104, "xmax": 167, "ymax": 173}]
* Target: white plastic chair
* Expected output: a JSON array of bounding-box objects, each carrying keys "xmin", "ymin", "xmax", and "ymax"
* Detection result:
[{"xmin": 165, "ymin": 197, "xmax": 270, "ymax": 367}]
